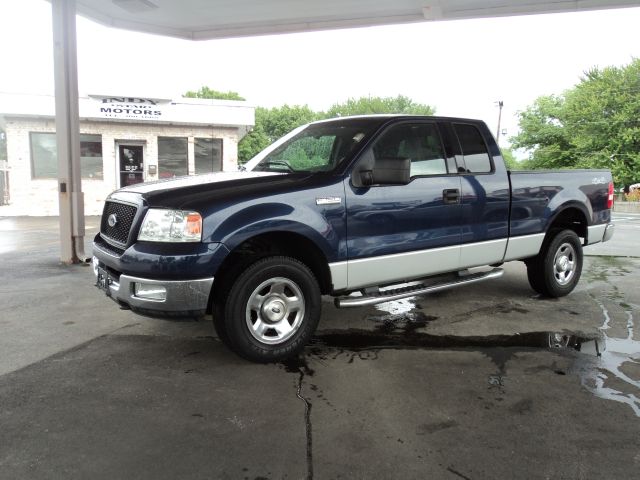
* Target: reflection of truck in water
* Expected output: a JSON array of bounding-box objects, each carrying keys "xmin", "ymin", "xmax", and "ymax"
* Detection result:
[{"xmin": 92, "ymin": 115, "xmax": 615, "ymax": 362}]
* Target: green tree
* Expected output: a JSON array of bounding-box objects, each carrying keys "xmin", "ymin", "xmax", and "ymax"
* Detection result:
[
  {"xmin": 511, "ymin": 59, "xmax": 640, "ymax": 186},
  {"xmin": 238, "ymin": 105, "xmax": 319, "ymax": 163},
  {"xmin": 259, "ymin": 105, "xmax": 319, "ymax": 142},
  {"xmin": 184, "ymin": 86, "xmax": 245, "ymax": 101},
  {"xmin": 563, "ymin": 62, "xmax": 640, "ymax": 186},
  {"xmin": 501, "ymin": 147, "xmax": 522, "ymax": 170},
  {"xmin": 237, "ymin": 122, "xmax": 270, "ymax": 164},
  {"xmin": 326, "ymin": 95, "xmax": 435, "ymax": 117},
  {"xmin": 510, "ymin": 95, "xmax": 576, "ymax": 169}
]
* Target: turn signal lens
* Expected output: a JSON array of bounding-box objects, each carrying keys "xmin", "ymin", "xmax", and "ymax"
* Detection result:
[
  {"xmin": 607, "ymin": 182, "xmax": 614, "ymax": 209},
  {"xmin": 186, "ymin": 213, "xmax": 202, "ymax": 236}
]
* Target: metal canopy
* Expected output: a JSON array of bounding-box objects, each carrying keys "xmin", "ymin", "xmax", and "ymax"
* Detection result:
[{"xmin": 77, "ymin": 0, "xmax": 640, "ymax": 40}]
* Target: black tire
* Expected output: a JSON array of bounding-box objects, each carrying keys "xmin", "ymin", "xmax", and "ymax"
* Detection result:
[
  {"xmin": 223, "ymin": 256, "xmax": 321, "ymax": 362},
  {"xmin": 526, "ymin": 229, "xmax": 583, "ymax": 297}
]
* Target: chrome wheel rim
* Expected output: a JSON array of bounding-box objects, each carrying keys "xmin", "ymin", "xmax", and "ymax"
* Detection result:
[
  {"xmin": 553, "ymin": 242, "xmax": 576, "ymax": 286},
  {"xmin": 245, "ymin": 277, "xmax": 305, "ymax": 345}
]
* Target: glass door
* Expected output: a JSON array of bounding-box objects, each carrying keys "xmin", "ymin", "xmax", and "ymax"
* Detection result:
[{"xmin": 118, "ymin": 145, "xmax": 144, "ymax": 187}]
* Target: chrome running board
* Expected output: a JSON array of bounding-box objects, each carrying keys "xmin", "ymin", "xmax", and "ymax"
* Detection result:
[{"xmin": 334, "ymin": 268, "xmax": 504, "ymax": 308}]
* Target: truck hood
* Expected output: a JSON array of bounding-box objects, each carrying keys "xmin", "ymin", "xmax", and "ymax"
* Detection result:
[
  {"xmin": 111, "ymin": 170, "xmax": 321, "ymax": 211},
  {"xmin": 118, "ymin": 171, "xmax": 283, "ymax": 195}
]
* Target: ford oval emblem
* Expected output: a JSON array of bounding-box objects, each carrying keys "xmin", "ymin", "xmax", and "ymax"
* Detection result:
[{"xmin": 107, "ymin": 213, "xmax": 118, "ymax": 228}]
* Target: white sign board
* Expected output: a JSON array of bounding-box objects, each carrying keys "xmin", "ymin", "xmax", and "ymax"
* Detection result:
[{"xmin": 88, "ymin": 96, "xmax": 171, "ymax": 121}]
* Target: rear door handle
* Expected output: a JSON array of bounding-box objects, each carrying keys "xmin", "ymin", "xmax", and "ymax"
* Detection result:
[{"xmin": 443, "ymin": 189, "xmax": 460, "ymax": 204}]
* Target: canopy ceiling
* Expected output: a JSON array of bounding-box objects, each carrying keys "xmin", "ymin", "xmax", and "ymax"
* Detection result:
[{"xmin": 75, "ymin": 0, "xmax": 640, "ymax": 40}]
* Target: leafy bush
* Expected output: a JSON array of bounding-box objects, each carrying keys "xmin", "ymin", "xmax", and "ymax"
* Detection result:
[{"xmin": 624, "ymin": 190, "xmax": 640, "ymax": 202}]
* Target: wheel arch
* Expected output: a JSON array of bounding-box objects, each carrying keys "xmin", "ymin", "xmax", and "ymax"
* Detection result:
[
  {"xmin": 212, "ymin": 230, "xmax": 333, "ymax": 306},
  {"xmin": 546, "ymin": 204, "xmax": 589, "ymax": 241}
]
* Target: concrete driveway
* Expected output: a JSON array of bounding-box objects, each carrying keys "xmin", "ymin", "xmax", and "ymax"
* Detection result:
[{"xmin": 0, "ymin": 215, "xmax": 638, "ymax": 479}]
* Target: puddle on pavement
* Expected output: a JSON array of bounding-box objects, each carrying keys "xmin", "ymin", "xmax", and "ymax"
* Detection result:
[
  {"xmin": 572, "ymin": 297, "xmax": 640, "ymax": 417},
  {"xmin": 309, "ymin": 327, "xmax": 596, "ymax": 355},
  {"xmin": 297, "ymin": 298, "xmax": 640, "ymax": 417}
]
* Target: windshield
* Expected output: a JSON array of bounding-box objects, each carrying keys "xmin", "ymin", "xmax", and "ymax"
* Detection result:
[{"xmin": 248, "ymin": 120, "xmax": 378, "ymax": 173}]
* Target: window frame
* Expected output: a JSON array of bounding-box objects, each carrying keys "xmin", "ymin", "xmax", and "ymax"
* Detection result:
[
  {"xmin": 30, "ymin": 132, "xmax": 57, "ymax": 180},
  {"xmin": 451, "ymin": 122, "xmax": 495, "ymax": 175},
  {"xmin": 157, "ymin": 136, "xmax": 189, "ymax": 178},
  {"xmin": 194, "ymin": 137, "xmax": 223, "ymax": 174},
  {"xmin": 79, "ymin": 133, "xmax": 104, "ymax": 180},
  {"xmin": 354, "ymin": 120, "xmax": 454, "ymax": 186},
  {"xmin": 29, "ymin": 132, "xmax": 104, "ymax": 180}
]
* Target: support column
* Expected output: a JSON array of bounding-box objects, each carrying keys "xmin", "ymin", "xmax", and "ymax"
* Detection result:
[{"xmin": 52, "ymin": 0, "xmax": 87, "ymax": 264}]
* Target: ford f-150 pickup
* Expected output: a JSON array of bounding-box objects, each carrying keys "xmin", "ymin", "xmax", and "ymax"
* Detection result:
[{"xmin": 92, "ymin": 115, "xmax": 615, "ymax": 362}]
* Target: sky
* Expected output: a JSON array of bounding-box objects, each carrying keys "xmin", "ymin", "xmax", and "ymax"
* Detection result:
[{"xmin": 1, "ymin": 0, "xmax": 640, "ymax": 153}]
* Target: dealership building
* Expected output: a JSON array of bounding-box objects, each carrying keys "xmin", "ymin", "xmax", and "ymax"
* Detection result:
[{"xmin": 0, "ymin": 93, "xmax": 254, "ymax": 215}]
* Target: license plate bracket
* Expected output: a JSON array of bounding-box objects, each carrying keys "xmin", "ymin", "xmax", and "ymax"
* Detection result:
[{"xmin": 96, "ymin": 266, "xmax": 112, "ymax": 297}]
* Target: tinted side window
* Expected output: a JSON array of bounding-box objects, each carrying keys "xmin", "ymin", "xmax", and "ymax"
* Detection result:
[
  {"xmin": 454, "ymin": 124, "xmax": 492, "ymax": 173},
  {"xmin": 373, "ymin": 123, "xmax": 447, "ymax": 177}
]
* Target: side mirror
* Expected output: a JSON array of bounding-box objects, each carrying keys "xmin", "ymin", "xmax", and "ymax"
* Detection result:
[{"xmin": 360, "ymin": 157, "xmax": 411, "ymax": 186}]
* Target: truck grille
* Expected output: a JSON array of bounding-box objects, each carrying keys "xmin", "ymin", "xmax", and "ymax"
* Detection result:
[{"xmin": 100, "ymin": 201, "xmax": 138, "ymax": 245}]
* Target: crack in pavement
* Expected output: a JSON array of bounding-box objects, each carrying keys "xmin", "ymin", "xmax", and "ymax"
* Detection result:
[
  {"xmin": 282, "ymin": 357, "xmax": 314, "ymax": 479},
  {"xmin": 295, "ymin": 369, "xmax": 314, "ymax": 480}
]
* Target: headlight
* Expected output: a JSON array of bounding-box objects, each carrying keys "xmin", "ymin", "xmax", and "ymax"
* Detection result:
[{"xmin": 138, "ymin": 209, "xmax": 202, "ymax": 242}]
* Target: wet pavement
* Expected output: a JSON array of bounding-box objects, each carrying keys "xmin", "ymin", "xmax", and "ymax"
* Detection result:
[{"xmin": 1, "ymin": 216, "xmax": 639, "ymax": 479}]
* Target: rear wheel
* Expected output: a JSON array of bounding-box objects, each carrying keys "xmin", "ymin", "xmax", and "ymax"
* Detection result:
[
  {"xmin": 223, "ymin": 256, "xmax": 321, "ymax": 362},
  {"xmin": 526, "ymin": 229, "xmax": 583, "ymax": 297}
]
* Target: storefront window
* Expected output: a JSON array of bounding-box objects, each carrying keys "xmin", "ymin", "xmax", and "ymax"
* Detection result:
[
  {"xmin": 158, "ymin": 137, "xmax": 188, "ymax": 178},
  {"xmin": 30, "ymin": 133, "xmax": 57, "ymax": 179},
  {"xmin": 194, "ymin": 138, "xmax": 222, "ymax": 174},
  {"xmin": 30, "ymin": 132, "xmax": 103, "ymax": 179},
  {"xmin": 80, "ymin": 135, "xmax": 103, "ymax": 179}
]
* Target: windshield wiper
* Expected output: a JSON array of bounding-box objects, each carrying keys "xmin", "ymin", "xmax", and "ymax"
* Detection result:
[{"xmin": 264, "ymin": 160, "xmax": 293, "ymax": 172}]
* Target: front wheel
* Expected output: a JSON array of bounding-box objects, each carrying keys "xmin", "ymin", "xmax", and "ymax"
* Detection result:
[
  {"xmin": 526, "ymin": 229, "xmax": 583, "ymax": 297},
  {"xmin": 223, "ymin": 256, "xmax": 321, "ymax": 362}
]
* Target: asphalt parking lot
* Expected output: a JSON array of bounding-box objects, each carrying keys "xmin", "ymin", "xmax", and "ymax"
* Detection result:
[{"xmin": 1, "ymin": 214, "xmax": 639, "ymax": 479}]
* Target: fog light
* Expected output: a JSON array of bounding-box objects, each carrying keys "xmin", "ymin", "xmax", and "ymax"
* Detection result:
[
  {"xmin": 92, "ymin": 256, "xmax": 99, "ymax": 276},
  {"xmin": 134, "ymin": 283, "xmax": 167, "ymax": 301}
]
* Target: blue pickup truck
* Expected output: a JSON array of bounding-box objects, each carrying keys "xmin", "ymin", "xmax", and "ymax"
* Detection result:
[{"xmin": 93, "ymin": 115, "xmax": 615, "ymax": 361}]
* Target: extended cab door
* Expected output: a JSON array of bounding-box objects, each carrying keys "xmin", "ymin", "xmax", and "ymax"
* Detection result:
[
  {"xmin": 344, "ymin": 121, "xmax": 463, "ymax": 290},
  {"xmin": 449, "ymin": 122, "xmax": 511, "ymax": 267}
]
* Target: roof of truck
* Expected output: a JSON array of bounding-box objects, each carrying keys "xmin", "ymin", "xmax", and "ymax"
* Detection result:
[{"xmin": 311, "ymin": 114, "xmax": 485, "ymax": 125}]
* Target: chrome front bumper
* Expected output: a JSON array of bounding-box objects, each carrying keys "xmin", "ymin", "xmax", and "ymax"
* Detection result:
[{"xmin": 92, "ymin": 257, "xmax": 213, "ymax": 314}]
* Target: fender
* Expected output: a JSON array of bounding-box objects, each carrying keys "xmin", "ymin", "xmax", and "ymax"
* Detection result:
[
  {"xmin": 209, "ymin": 202, "xmax": 344, "ymax": 263},
  {"xmin": 545, "ymin": 198, "xmax": 591, "ymax": 232},
  {"xmin": 545, "ymin": 183, "xmax": 591, "ymax": 219}
]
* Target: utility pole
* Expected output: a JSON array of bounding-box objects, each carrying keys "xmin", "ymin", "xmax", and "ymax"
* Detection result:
[{"xmin": 495, "ymin": 100, "xmax": 504, "ymax": 144}]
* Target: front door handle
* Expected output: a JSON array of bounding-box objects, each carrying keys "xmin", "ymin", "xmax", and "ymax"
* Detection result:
[{"xmin": 443, "ymin": 189, "xmax": 460, "ymax": 204}]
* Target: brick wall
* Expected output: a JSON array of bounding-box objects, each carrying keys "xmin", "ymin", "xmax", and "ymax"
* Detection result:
[{"xmin": 2, "ymin": 117, "xmax": 241, "ymax": 216}]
